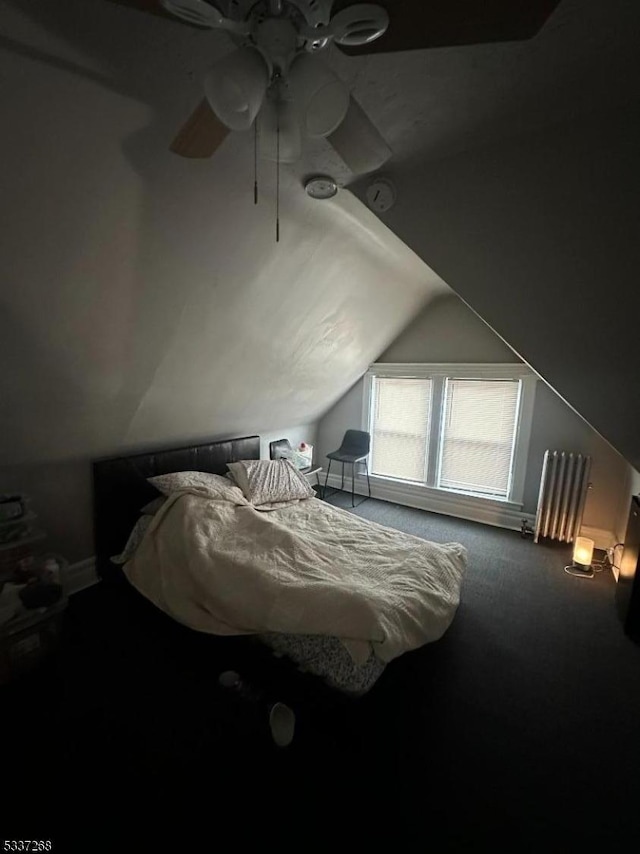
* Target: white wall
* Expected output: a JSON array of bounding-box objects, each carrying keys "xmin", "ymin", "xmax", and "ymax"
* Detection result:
[
  {"xmin": 353, "ymin": 108, "xmax": 640, "ymax": 472},
  {"xmin": 378, "ymin": 294, "xmax": 519, "ymax": 364},
  {"xmin": 316, "ymin": 296, "xmax": 631, "ymax": 543},
  {"xmin": 0, "ymin": 1, "xmax": 450, "ymax": 560}
]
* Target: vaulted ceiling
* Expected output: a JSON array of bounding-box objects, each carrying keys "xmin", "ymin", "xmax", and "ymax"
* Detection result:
[
  {"xmin": 6, "ymin": 1, "xmax": 636, "ymax": 182},
  {"xmin": 0, "ymin": 0, "xmax": 450, "ymax": 469},
  {"xmin": 2, "ymin": 0, "xmax": 640, "ymax": 561},
  {"xmin": 347, "ymin": 0, "xmax": 640, "ymax": 468}
]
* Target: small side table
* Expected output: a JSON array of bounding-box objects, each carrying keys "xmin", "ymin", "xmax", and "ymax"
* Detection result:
[
  {"xmin": 0, "ymin": 554, "xmax": 69, "ymax": 684},
  {"xmin": 301, "ymin": 465, "xmax": 323, "ymax": 496},
  {"xmin": 0, "ymin": 597, "xmax": 67, "ymax": 684}
]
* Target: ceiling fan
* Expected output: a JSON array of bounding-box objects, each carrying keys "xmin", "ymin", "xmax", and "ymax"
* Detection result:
[{"xmin": 110, "ymin": 0, "xmax": 562, "ymax": 173}]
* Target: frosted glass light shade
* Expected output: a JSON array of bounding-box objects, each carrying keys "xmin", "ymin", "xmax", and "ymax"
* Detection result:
[
  {"xmin": 204, "ymin": 48, "xmax": 269, "ymax": 131},
  {"xmin": 289, "ymin": 54, "xmax": 349, "ymax": 137},
  {"xmin": 573, "ymin": 537, "xmax": 594, "ymax": 567},
  {"xmin": 258, "ymin": 98, "xmax": 301, "ymax": 163}
]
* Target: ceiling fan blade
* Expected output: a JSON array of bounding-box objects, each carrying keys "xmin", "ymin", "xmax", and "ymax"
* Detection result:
[
  {"xmin": 170, "ymin": 99, "xmax": 230, "ymax": 158},
  {"xmin": 327, "ymin": 95, "xmax": 391, "ymax": 175},
  {"xmin": 332, "ymin": 0, "xmax": 563, "ymax": 55},
  {"xmin": 105, "ymin": 0, "xmax": 195, "ymax": 27}
]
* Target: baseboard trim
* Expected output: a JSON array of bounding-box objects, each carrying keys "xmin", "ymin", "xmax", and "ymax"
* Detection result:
[
  {"xmin": 322, "ymin": 473, "xmax": 535, "ymax": 533},
  {"xmin": 66, "ymin": 556, "xmax": 99, "ymax": 595}
]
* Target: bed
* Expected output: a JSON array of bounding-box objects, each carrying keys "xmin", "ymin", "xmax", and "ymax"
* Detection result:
[{"xmin": 92, "ymin": 435, "xmax": 466, "ymax": 694}]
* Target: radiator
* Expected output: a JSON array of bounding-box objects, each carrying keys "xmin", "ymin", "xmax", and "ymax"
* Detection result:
[{"xmin": 534, "ymin": 450, "xmax": 591, "ymax": 544}]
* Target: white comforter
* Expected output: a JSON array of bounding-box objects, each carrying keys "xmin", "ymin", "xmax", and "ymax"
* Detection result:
[{"xmin": 124, "ymin": 488, "xmax": 466, "ymax": 663}]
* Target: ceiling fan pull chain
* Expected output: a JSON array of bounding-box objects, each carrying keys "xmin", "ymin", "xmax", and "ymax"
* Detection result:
[
  {"xmin": 254, "ymin": 120, "xmax": 258, "ymax": 205},
  {"xmin": 276, "ymin": 100, "xmax": 280, "ymax": 243}
]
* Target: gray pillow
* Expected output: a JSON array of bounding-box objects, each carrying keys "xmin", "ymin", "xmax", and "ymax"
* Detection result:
[{"xmin": 226, "ymin": 459, "xmax": 314, "ymax": 506}]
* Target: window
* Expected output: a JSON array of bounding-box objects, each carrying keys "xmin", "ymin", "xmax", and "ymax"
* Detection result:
[
  {"xmin": 438, "ymin": 379, "xmax": 520, "ymax": 498},
  {"xmin": 371, "ymin": 378, "xmax": 431, "ymax": 482},
  {"xmin": 365, "ymin": 364, "xmax": 536, "ymax": 505}
]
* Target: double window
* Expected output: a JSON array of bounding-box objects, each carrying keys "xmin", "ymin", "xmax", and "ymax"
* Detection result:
[{"xmin": 366, "ymin": 364, "xmax": 536, "ymax": 505}]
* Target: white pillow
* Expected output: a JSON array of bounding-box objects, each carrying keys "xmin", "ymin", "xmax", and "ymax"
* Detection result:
[
  {"xmin": 226, "ymin": 459, "xmax": 314, "ymax": 506},
  {"xmin": 147, "ymin": 471, "xmax": 246, "ymax": 503}
]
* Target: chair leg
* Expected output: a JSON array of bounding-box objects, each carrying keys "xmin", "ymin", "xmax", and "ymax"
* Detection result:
[
  {"xmin": 323, "ymin": 460, "xmax": 332, "ymax": 500},
  {"xmin": 341, "ymin": 462, "xmax": 345, "ymax": 492},
  {"xmin": 349, "ymin": 459, "xmax": 371, "ymax": 508}
]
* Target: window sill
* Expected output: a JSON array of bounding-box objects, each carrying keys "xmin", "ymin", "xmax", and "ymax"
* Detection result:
[
  {"xmin": 324, "ymin": 470, "xmax": 531, "ymax": 532},
  {"xmin": 369, "ymin": 474, "xmax": 523, "ymax": 509}
]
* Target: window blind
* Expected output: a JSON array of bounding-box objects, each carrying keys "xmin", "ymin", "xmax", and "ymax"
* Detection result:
[
  {"xmin": 438, "ymin": 379, "xmax": 520, "ymax": 498},
  {"xmin": 371, "ymin": 377, "xmax": 431, "ymax": 482}
]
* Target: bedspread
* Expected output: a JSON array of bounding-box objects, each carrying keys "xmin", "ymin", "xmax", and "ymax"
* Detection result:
[{"xmin": 123, "ymin": 489, "xmax": 466, "ymax": 663}]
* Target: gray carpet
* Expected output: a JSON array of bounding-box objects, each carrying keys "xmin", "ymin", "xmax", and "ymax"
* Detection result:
[
  {"xmin": 323, "ymin": 491, "xmax": 640, "ymax": 847},
  {"xmin": 4, "ymin": 494, "xmax": 640, "ymax": 849}
]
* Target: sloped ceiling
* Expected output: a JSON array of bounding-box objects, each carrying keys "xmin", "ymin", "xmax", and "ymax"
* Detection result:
[
  {"xmin": 1, "ymin": 0, "xmax": 449, "ymax": 468},
  {"xmin": 3, "ymin": 0, "xmax": 639, "ymax": 560},
  {"xmin": 0, "ymin": 0, "xmax": 451, "ymax": 563},
  {"xmin": 358, "ymin": 110, "xmax": 640, "ymax": 471},
  {"xmin": 347, "ymin": 0, "xmax": 640, "ymax": 469}
]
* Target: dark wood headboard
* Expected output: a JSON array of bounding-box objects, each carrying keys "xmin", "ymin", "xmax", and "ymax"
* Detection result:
[{"xmin": 92, "ymin": 435, "xmax": 261, "ymax": 582}]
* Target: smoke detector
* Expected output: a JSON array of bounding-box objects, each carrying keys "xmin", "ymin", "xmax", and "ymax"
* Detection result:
[{"xmin": 304, "ymin": 175, "xmax": 338, "ymax": 199}]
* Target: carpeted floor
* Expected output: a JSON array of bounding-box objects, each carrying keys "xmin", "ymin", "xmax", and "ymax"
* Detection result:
[{"xmin": 4, "ymin": 495, "xmax": 640, "ymax": 850}]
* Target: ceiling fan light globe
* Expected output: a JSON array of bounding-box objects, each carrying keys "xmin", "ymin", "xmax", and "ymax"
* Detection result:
[
  {"xmin": 304, "ymin": 81, "xmax": 349, "ymax": 136},
  {"xmin": 220, "ymin": 78, "xmax": 249, "ymax": 114},
  {"xmin": 204, "ymin": 48, "xmax": 269, "ymax": 131},
  {"xmin": 289, "ymin": 54, "xmax": 349, "ymax": 138},
  {"xmin": 330, "ymin": 4, "xmax": 389, "ymax": 46}
]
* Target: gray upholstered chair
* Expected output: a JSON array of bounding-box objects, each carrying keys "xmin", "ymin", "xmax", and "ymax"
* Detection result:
[{"xmin": 323, "ymin": 429, "xmax": 372, "ymax": 507}]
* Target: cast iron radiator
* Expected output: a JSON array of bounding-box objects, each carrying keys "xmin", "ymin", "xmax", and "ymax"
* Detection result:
[{"xmin": 534, "ymin": 450, "xmax": 591, "ymax": 544}]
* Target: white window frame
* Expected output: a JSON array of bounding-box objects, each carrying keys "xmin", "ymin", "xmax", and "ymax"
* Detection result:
[{"xmin": 363, "ymin": 363, "xmax": 538, "ymax": 508}]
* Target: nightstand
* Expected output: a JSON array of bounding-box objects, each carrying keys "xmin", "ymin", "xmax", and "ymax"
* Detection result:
[
  {"xmin": 0, "ymin": 554, "xmax": 69, "ymax": 684},
  {"xmin": 300, "ymin": 465, "xmax": 323, "ymax": 494}
]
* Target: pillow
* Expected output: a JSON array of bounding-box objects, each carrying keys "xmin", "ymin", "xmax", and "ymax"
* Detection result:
[
  {"xmin": 148, "ymin": 470, "xmax": 242, "ymax": 497},
  {"xmin": 140, "ymin": 496, "xmax": 167, "ymax": 515},
  {"xmin": 226, "ymin": 459, "xmax": 314, "ymax": 506}
]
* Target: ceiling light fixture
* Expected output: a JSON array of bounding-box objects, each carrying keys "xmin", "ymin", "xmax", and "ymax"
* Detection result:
[
  {"xmin": 289, "ymin": 54, "xmax": 350, "ymax": 138},
  {"xmin": 162, "ymin": 1, "xmax": 386, "ymax": 244},
  {"xmin": 203, "ymin": 48, "xmax": 269, "ymax": 131}
]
